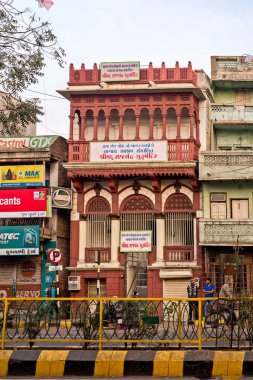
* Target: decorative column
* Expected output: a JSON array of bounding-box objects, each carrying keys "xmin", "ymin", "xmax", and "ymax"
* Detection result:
[
  {"xmin": 189, "ymin": 113, "xmax": 194, "ymax": 139},
  {"xmin": 69, "ymin": 115, "xmax": 74, "ymax": 140},
  {"xmin": 155, "ymin": 213, "xmax": 165, "ymax": 262},
  {"xmin": 80, "ymin": 116, "xmax": 86, "ymax": 140},
  {"xmin": 110, "ymin": 215, "xmax": 120, "ymax": 264},
  {"xmin": 105, "ymin": 115, "xmax": 109, "ymax": 140},
  {"xmin": 162, "ymin": 113, "xmax": 167, "ymax": 139},
  {"xmin": 176, "ymin": 112, "xmax": 181, "ymax": 139},
  {"xmin": 135, "ymin": 114, "xmax": 140, "ymax": 140},
  {"xmin": 93, "ymin": 115, "xmax": 98, "ymax": 141},
  {"xmin": 78, "ymin": 214, "xmax": 87, "ymax": 263},
  {"xmin": 149, "ymin": 113, "xmax": 154, "ymax": 140},
  {"xmin": 119, "ymin": 114, "xmax": 124, "ymax": 140},
  {"xmin": 196, "ymin": 119, "xmax": 200, "ymax": 143}
]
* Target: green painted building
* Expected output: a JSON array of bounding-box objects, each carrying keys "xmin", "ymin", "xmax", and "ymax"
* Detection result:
[{"xmin": 199, "ymin": 56, "xmax": 253, "ymax": 294}]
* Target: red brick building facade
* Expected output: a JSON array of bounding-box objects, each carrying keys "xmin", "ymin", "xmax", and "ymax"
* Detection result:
[{"xmin": 59, "ymin": 61, "xmax": 211, "ymax": 298}]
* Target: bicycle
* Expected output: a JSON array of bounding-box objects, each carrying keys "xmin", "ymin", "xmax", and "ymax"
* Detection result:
[{"xmin": 204, "ymin": 301, "xmax": 237, "ymax": 338}]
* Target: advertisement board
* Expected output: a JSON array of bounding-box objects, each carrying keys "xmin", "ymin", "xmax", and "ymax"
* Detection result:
[
  {"xmin": 51, "ymin": 187, "xmax": 72, "ymax": 209},
  {"xmin": 0, "ymin": 165, "xmax": 44, "ymax": 187},
  {"xmin": 100, "ymin": 62, "xmax": 140, "ymax": 82},
  {"xmin": 120, "ymin": 231, "xmax": 152, "ymax": 253},
  {"xmin": 0, "ymin": 225, "xmax": 40, "ymax": 256},
  {"xmin": 0, "ymin": 188, "xmax": 47, "ymax": 218},
  {"xmin": 90, "ymin": 141, "xmax": 168, "ymax": 162},
  {"xmin": 0, "ymin": 136, "xmax": 56, "ymax": 149}
]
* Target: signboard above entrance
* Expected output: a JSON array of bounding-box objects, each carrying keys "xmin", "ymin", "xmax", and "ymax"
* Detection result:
[
  {"xmin": 0, "ymin": 136, "xmax": 57, "ymax": 149},
  {"xmin": 120, "ymin": 231, "xmax": 152, "ymax": 253},
  {"xmin": 90, "ymin": 141, "xmax": 168, "ymax": 162},
  {"xmin": 100, "ymin": 62, "xmax": 140, "ymax": 82}
]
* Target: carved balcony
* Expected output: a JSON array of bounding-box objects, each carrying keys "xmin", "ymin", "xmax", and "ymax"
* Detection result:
[
  {"xmin": 211, "ymin": 56, "xmax": 253, "ymax": 81},
  {"xmin": 85, "ymin": 248, "xmax": 111, "ymax": 263},
  {"xmin": 199, "ymin": 219, "xmax": 253, "ymax": 246},
  {"xmin": 163, "ymin": 246, "xmax": 194, "ymax": 262},
  {"xmin": 199, "ymin": 151, "xmax": 253, "ymax": 180},
  {"xmin": 69, "ymin": 139, "xmax": 200, "ymax": 163},
  {"xmin": 212, "ymin": 105, "xmax": 253, "ymax": 123}
]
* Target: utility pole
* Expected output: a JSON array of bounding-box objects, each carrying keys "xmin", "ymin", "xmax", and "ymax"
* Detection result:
[{"xmin": 95, "ymin": 250, "xmax": 101, "ymax": 297}]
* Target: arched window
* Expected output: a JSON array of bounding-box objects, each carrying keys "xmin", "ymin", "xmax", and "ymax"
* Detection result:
[
  {"xmin": 97, "ymin": 109, "xmax": 105, "ymax": 140},
  {"xmin": 180, "ymin": 107, "xmax": 190, "ymax": 138},
  {"xmin": 73, "ymin": 110, "xmax": 80, "ymax": 141},
  {"xmin": 120, "ymin": 194, "xmax": 156, "ymax": 246},
  {"xmin": 164, "ymin": 193, "xmax": 194, "ymax": 246},
  {"xmin": 86, "ymin": 196, "xmax": 111, "ymax": 248},
  {"xmin": 140, "ymin": 108, "xmax": 149, "ymax": 140},
  {"xmin": 167, "ymin": 108, "xmax": 177, "ymax": 139},
  {"xmin": 109, "ymin": 109, "xmax": 119, "ymax": 140},
  {"xmin": 123, "ymin": 109, "xmax": 135, "ymax": 140},
  {"xmin": 85, "ymin": 109, "xmax": 94, "ymax": 141},
  {"xmin": 154, "ymin": 108, "xmax": 162, "ymax": 139}
]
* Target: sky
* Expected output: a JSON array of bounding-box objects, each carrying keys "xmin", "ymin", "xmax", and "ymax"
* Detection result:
[{"xmin": 18, "ymin": 0, "xmax": 253, "ymax": 138}]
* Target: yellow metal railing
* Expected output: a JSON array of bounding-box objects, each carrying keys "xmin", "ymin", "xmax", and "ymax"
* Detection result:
[{"xmin": 0, "ymin": 296, "xmax": 252, "ymax": 350}]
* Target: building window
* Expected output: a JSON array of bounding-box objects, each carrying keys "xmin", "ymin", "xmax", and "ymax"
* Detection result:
[
  {"xmin": 231, "ymin": 199, "xmax": 248, "ymax": 219},
  {"xmin": 210, "ymin": 193, "xmax": 226, "ymax": 219},
  {"xmin": 88, "ymin": 279, "xmax": 106, "ymax": 297},
  {"xmin": 235, "ymin": 89, "xmax": 251, "ymax": 104}
]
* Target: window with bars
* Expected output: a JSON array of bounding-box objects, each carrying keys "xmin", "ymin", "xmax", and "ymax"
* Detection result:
[
  {"xmin": 164, "ymin": 212, "xmax": 194, "ymax": 246},
  {"xmin": 86, "ymin": 214, "xmax": 111, "ymax": 248},
  {"xmin": 120, "ymin": 213, "xmax": 156, "ymax": 247}
]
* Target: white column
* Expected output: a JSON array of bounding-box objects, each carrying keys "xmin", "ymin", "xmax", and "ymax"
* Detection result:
[
  {"xmin": 156, "ymin": 216, "xmax": 165, "ymax": 262},
  {"xmin": 193, "ymin": 217, "xmax": 197, "ymax": 263},
  {"xmin": 111, "ymin": 217, "xmax": 120, "ymax": 264},
  {"xmin": 78, "ymin": 218, "xmax": 86, "ymax": 263}
]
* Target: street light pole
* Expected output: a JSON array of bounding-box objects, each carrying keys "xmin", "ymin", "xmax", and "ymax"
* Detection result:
[{"xmin": 95, "ymin": 250, "xmax": 101, "ymax": 297}]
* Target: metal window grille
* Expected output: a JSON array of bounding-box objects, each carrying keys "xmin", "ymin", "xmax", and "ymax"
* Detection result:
[
  {"xmin": 165, "ymin": 212, "xmax": 194, "ymax": 246},
  {"xmin": 86, "ymin": 214, "xmax": 111, "ymax": 248},
  {"xmin": 120, "ymin": 213, "xmax": 156, "ymax": 246}
]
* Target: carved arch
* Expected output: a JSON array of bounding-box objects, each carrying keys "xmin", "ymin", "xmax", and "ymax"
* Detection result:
[
  {"xmin": 86, "ymin": 196, "xmax": 111, "ymax": 214},
  {"xmin": 120, "ymin": 194, "xmax": 155, "ymax": 213},
  {"xmin": 164, "ymin": 193, "xmax": 192, "ymax": 212}
]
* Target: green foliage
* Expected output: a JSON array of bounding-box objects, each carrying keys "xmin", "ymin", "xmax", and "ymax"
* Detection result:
[{"xmin": 0, "ymin": 0, "xmax": 65, "ymax": 135}]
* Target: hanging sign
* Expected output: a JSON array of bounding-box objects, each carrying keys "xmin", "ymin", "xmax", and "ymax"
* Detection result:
[
  {"xmin": 120, "ymin": 230, "xmax": 152, "ymax": 253},
  {"xmin": 0, "ymin": 225, "xmax": 40, "ymax": 256},
  {"xmin": 0, "ymin": 165, "xmax": 44, "ymax": 187}
]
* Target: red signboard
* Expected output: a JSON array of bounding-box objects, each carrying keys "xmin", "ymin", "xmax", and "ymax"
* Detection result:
[{"xmin": 0, "ymin": 188, "xmax": 47, "ymax": 217}]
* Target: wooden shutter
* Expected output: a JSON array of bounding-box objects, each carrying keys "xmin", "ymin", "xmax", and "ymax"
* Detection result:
[
  {"xmin": 232, "ymin": 200, "xmax": 248, "ymax": 219},
  {"xmin": 211, "ymin": 202, "xmax": 226, "ymax": 219}
]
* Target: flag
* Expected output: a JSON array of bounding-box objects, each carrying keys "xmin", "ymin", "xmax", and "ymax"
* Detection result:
[
  {"xmin": 38, "ymin": 0, "xmax": 54, "ymax": 11},
  {"xmin": 244, "ymin": 54, "xmax": 253, "ymax": 62}
]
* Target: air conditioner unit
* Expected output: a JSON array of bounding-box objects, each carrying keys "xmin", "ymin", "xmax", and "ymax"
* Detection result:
[{"xmin": 68, "ymin": 276, "xmax": 80, "ymax": 291}]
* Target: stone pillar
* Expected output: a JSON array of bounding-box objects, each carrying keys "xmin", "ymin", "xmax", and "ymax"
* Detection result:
[
  {"xmin": 93, "ymin": 116, "xmax": 98, "ymax": 141},
  {"xmin": 119, "ymin": 115, "xmax": 124, "ymax": 140},
  {"xmin": 78, "ymin": 215, "xmax": 87, "ymax": 263},
  {"xmin": 162, "ymin": 113, "xmax": 167, "ymax": 139},
  {"xmin": 155, "ymin": 214, "xmax": 165, "ymax": 262},
  {"xmin": 149, "ymin": 114, "xmax": 154, "ymax": 140},
  {"xmin": 135, "ymin": 115, "xmax": 140, "ymax": 140},
  {"xmin": 105, "ymin": 115, "xmax": 109, "ymax": 140},
  {"xmin": 176, "ymin": 112, "xmax": 181, "ymax": 139},
  {"xmin": 80, "ymin": 116, "xmax": 86, "ymax": 140},
  {"xmin": 69, "ymin": 115, "xmax": 74, "ymax": 140},
  {"xmin": 110, "ymin": 215, "xmax": 120, "ymax": 264},
  {"xmin": 189, "ymin": 113, "xmax": 194, "ymax": 139}
]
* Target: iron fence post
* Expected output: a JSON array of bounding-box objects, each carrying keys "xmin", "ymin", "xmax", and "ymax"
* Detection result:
[{"xmin": 1, "ymin": 298, "xmax": 8, "ymax": 350}]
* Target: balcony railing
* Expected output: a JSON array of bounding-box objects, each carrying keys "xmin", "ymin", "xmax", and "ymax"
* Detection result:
[
  {"xmin": 85, "ymin": 248, "xmax": 111, "ymax": 263},
  {"xmin": 163, "ymin": 246, "xmax": 194, "ymax": 262},
  {"xmin": 69, "ymin": 139, "xmax": 199, "ymax": 162},
  {"xmin": 68, "ymin": 62, "xmax": 197, "ymax": 86},
  {"xmin": 199, "ymin": 151, "xmax": 253, "ymax": 180},
  {"xmin": 199, "ymin": 219, "xmax": 253, "ymax": 245},
  {"xmin": 212, "ymin": 105, "xmax": 253, "ymax": 122}
]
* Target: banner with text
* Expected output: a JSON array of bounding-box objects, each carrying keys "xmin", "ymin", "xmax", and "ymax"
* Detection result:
[
  {"xmin": 90, "ymin": 141, "xmax": 167, "ymax": 162},
  {"xmin": 0, "ymin": 135, "xmax": 56, "ymax": 149},
  {"xmin": 120, "ymin": 231, "xmax": 152, "ymax": 253},
  {"xmin": 100, "ymin": 61, "xmax": 140, "ymax": 82},
  {"xmin": 0, "ymin": 165, "xmax": 44, "ymax": 187},
  {"xmin": 0, "ymin": 225, "xmax": 40, "ymax": 256},
  {"xmin": 0, "ymin": 188, "xmax": 47, "ymax": 218}
]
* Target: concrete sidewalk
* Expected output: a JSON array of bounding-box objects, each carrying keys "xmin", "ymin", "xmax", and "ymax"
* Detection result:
[{"xmin": 0, "ymin": 349, "xmax": 253, "ymax": 378}]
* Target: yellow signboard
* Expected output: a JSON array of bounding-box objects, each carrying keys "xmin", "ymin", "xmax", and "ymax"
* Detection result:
[{"xmin": 0, "ymin": 165, "xmax": 45, "ymax": 187}]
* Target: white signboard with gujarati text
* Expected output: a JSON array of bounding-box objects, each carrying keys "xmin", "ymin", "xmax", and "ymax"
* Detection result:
[
  {"xmin": 90, "ymin": 141, "xmax": 167, "ymax": 163},
  {"xmin": 100, "ymin": 62, "xmax": 140, "ymax": 82},
  {"xmin": 120, "ymin": 231, "xmax": 152, "ymax": 253}
]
